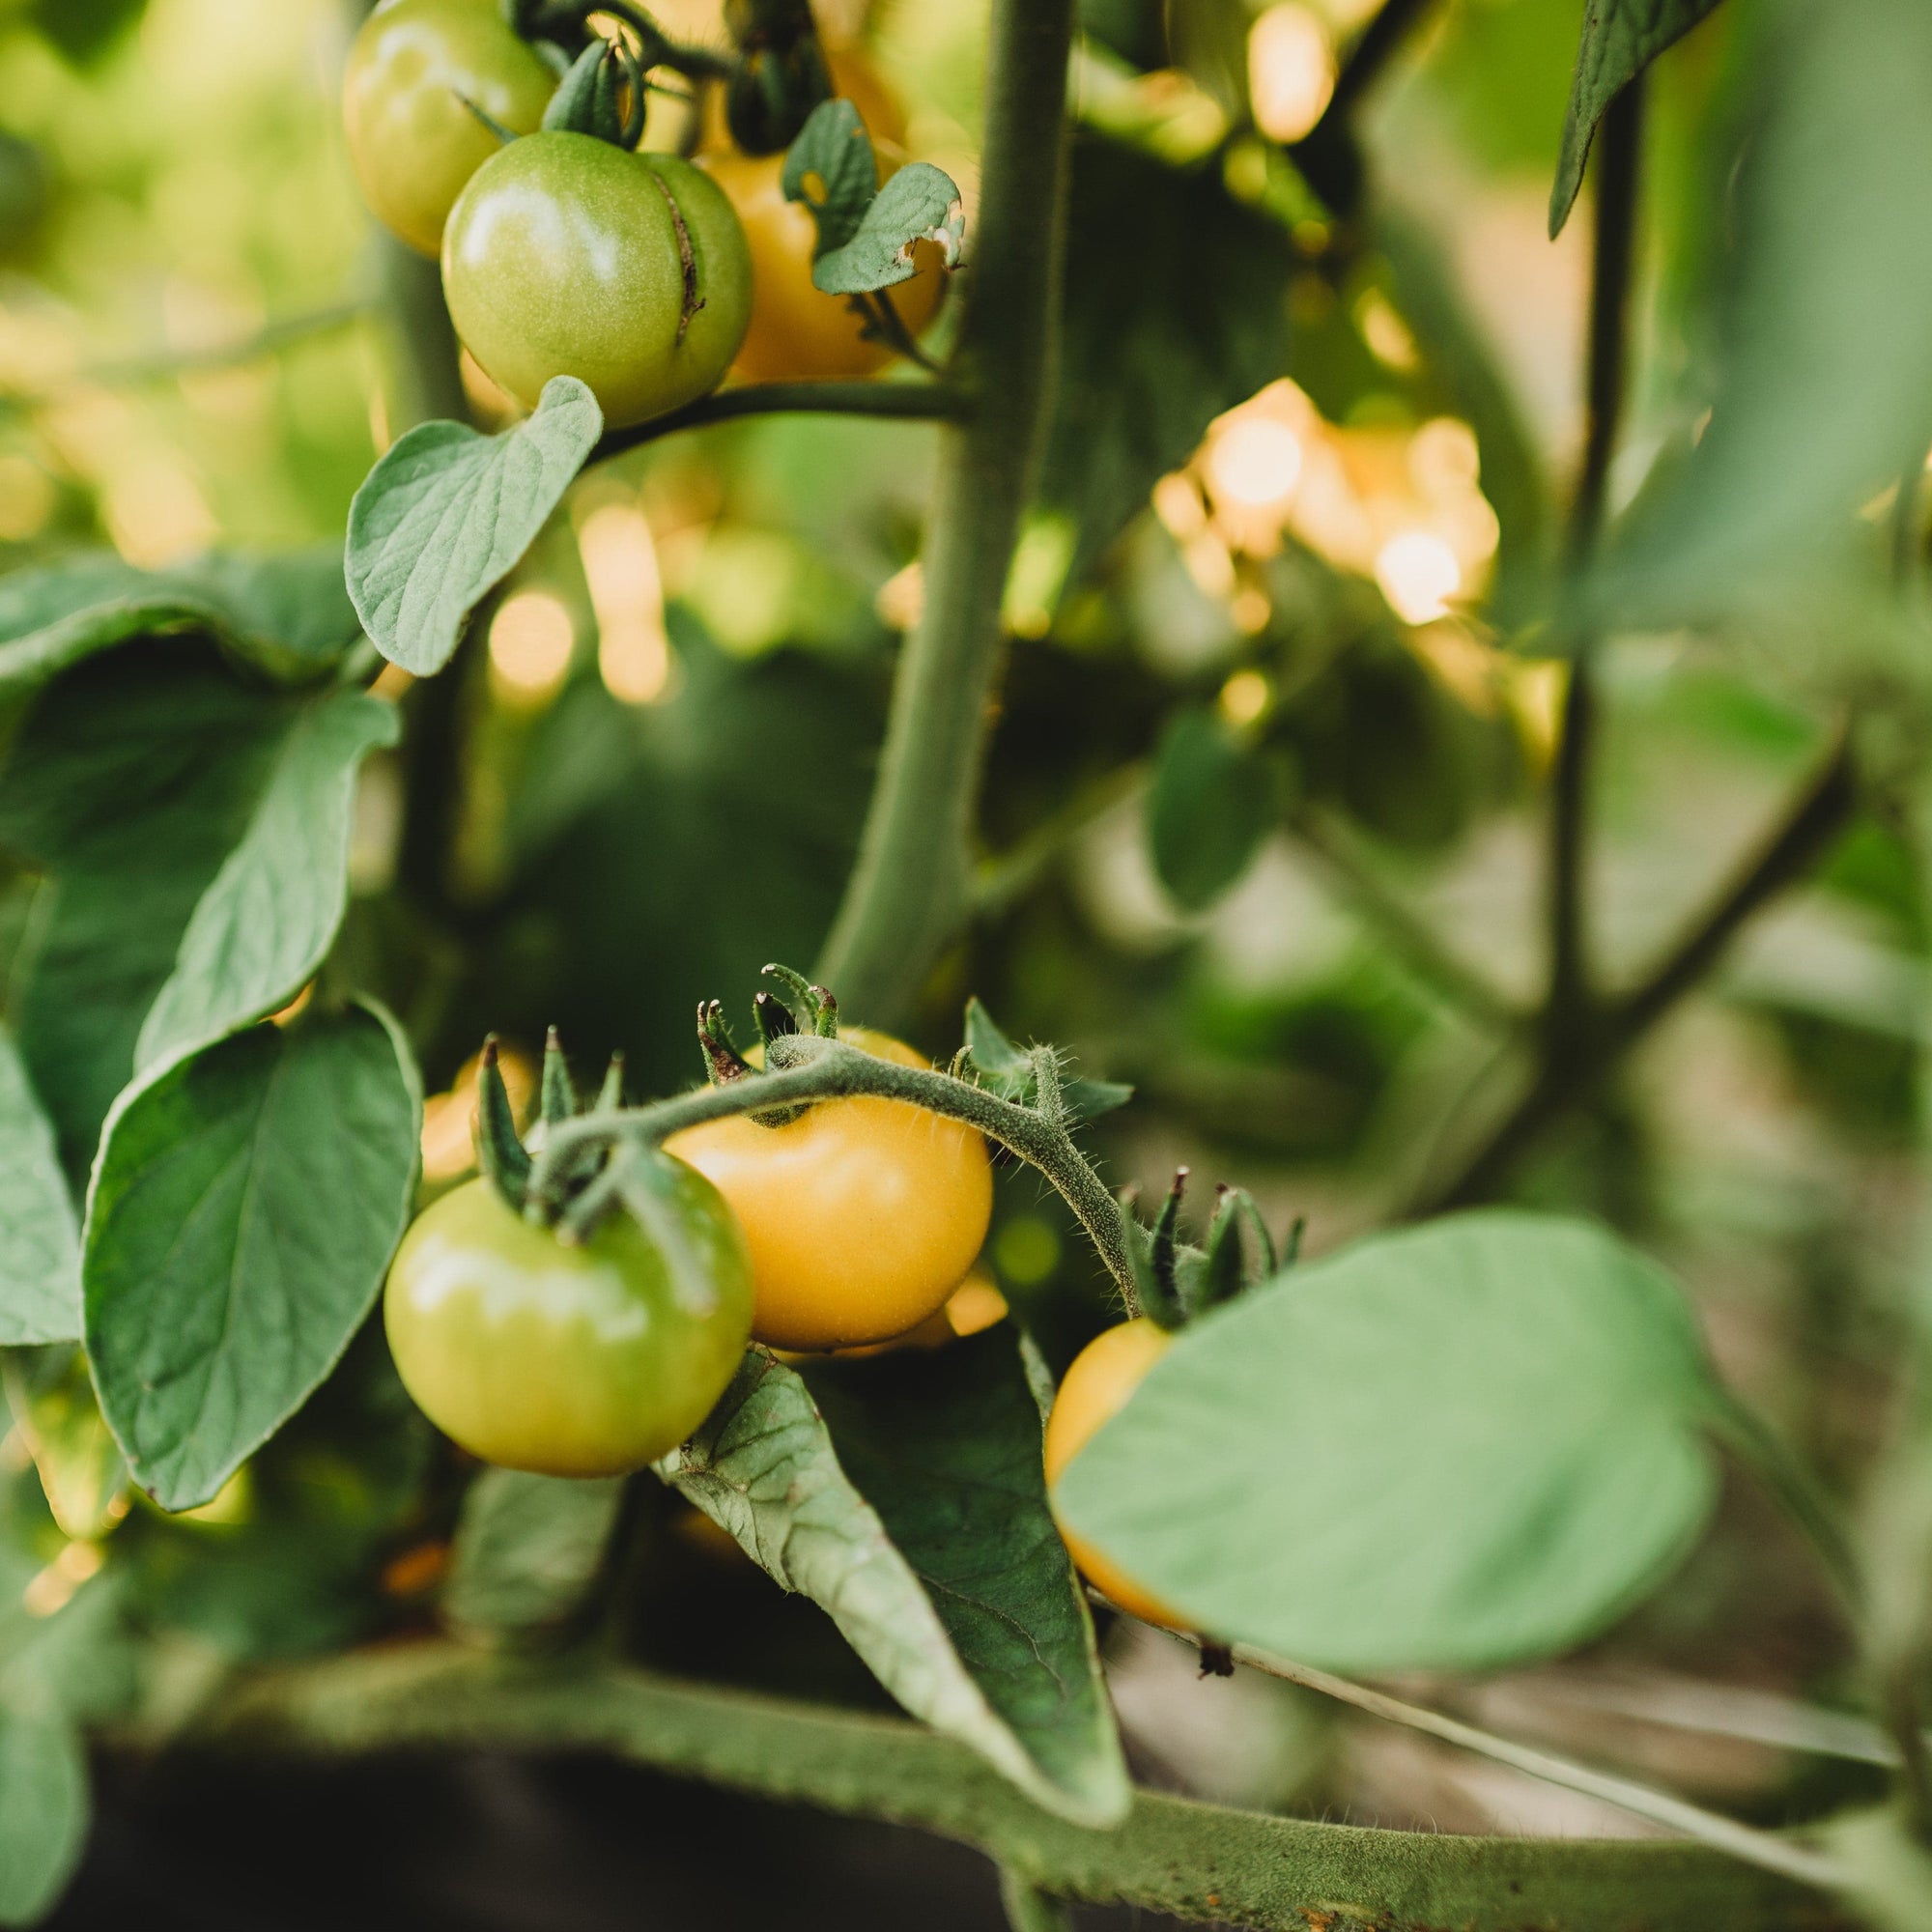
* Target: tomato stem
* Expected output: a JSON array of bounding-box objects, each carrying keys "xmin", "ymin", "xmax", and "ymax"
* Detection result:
[
  {"xmin": 586, "ymin": 378, "xmax": 967, "ymax": 465},
  {"xmin": 529, "ymin": 1034, "xmax": 1138, "ymax": 1305}
]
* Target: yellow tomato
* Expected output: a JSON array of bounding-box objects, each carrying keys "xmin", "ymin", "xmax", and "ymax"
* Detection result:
[
  {"xmin": 705, "ymin": 148, "xmax": 946, "ymax": 382},
  {"xmin": 1043, "ymin": 1318, "xmax": 1185, "ymax": 1630},
  {"xmin": 666, "ymin": 1027, "xmax": 992, "ymax": 1350}
]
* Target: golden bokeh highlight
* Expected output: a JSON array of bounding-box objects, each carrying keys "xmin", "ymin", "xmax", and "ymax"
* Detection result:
[
  {"xmin": 1248, "ymin": 5, "xmax": 1336, "ymax": 144},
  {"xmin": 488, "ymin": 591, "xmax": 575, "ymax": 708},
  {"xmin": 1162, "ymin": 380, "xmax": 1500, "ymax": 635},
  {"xmin": 579, "ymin": 499, "xmax": 672, "ymax": 704}
]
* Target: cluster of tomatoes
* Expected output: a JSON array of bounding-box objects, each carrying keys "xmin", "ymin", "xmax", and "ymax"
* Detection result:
[
  {"xmin": 381, "ymin": 1014, "xmax": 1185, "ymax": 1625},
  {"xmin": 383, "ymin": 1024, "xmax": 996, "ymax": 1470},
  {"xmin": 341, "ymin": 0, "xmax": 945, "ymax": 425}
]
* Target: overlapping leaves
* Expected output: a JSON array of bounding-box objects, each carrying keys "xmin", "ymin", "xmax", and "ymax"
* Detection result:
[{"xmin": 781, "ymin": 99, "xmax": 964, "ymax": 295}]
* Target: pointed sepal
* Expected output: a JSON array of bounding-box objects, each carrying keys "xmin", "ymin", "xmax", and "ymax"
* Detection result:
[
  {"xmin": 475, "ymin": 1037, "xmax": 533, "ymax": 1212},
  {"xmin": 540, "ymin": 1025, "xmax": 576, "ymax": 1129},
  {"xmin": 595, "ymin": 1050, "xmax": 626, "ymax": 1115},
  {"xmin": 698, "ymin": 1000, "xmax": 752, "ymax": 1085}
]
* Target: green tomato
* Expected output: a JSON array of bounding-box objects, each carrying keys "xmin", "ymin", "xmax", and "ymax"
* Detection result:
[
  {"xmin": 442, "ymin": 134, "xmax": 753, "ymax": 429},
  {"xmin": 343, "ymin": 0, "xmax": 558, "ymax": 259},
  {"xmin": 384, "ymin": 1170, "xmax": 753, "ymax": 1477}
]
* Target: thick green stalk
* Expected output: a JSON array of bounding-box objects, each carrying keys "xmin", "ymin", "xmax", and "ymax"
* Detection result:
[
  {"xmin": 195, "ymin": 1645, "xmax": 1818, "ymax": 1931},
  {"xmin": 812, "ymin": 0, "xmax": 1074, "ymax": 1024}
]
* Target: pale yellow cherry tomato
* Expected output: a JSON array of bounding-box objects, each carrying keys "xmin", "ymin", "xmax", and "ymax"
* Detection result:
[
  {"xmin": 343, "ymin": 0, "xmax": 558, "ymax": 258},
  {"xmin": 665, "ymin": 1027, "xmax": 992, "ymax": 1351},
  {"xmin": 703, "ymin": 144, "xmax": 946, "ymax": 383},
  {"xmin": 1043, "ymin": 1318, "xmax": 1186, "ymax": 1630}
]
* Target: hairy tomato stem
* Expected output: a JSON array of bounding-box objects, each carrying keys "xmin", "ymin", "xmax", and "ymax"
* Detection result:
[{"xmin": 529, "ymin": 1035, "xmax": 1135, "ymax": 1304}]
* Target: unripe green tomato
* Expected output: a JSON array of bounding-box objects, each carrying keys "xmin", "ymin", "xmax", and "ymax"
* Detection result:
[
  {"xmin": 442, "ymin": 135, "xmax": 753, "ymax": 428},
  {"xmin": 343, "ymin": 0, "xmax": 557, "ymax": 258},
  {"xmin": 384, "ymin": 1171, "xmax": 753, "ymax": 1477}
]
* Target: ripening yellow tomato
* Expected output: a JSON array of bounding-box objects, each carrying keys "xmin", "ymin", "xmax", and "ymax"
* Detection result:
[
  {"xmin": 665, "ymin": 1027, "xmax": 992, "ymax": 1350},
  {"xmin": 1043, "ymin": 1318, "xmax": 1186, "ymax": 1630},
  {"xmin": 704, "ymin": 146, "xmax": 947, "ymax": 383}
]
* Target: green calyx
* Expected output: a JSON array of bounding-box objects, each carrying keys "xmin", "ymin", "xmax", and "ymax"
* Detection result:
[
  {"xmin": 1120, "ymin": 1170, "xmax": 1293, "ymax": 1331},
  {"xmin": 543, "ymin": 37, "xmax": 649, "ymax": 149},
  {"xmin": 474, "ymin": 1028, "xmax": 629, "ymax": 1225},
  {"xmin": 694, "ymin": 963, "xmax": 840, "ymax": 1127}
]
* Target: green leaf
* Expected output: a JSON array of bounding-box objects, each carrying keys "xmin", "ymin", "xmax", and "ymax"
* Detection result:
[
  {"xmin": 960, "ymin": 1000, "xmax": 1132, "ymax": 1124},
  {"xmin": 0, "ymin": 1703, "xmax": 86, "ymax": 1927},
  {"xmin": 1592, "ymin": 0, "xmax": 1932, "ymax": 623},
  {"xmin": 798, "ymin": 1329, "xmax": 1130, "ymax": 1830},
  {"xmin": 1054, "ymin": 1211, "xmax": 1719, "ymax": 1671},
  {"xmin": 781, "ymin": 98, "xmax": 880, "ymax": 257},
  {"xmin": 658, "ymin": 1344, "xmax": 1128, "ymax": 1825},
  {"xmin": 0, "ymin": 547, "xmax": 362, "ymax": 699},
  {"xmin": 1549, "ymin": 0, "xmax": 1724, "ymax": 238},
  {"xmin": 0, "ymin": 640, "xmax": 298, "ymax": 1184},
  {"xmin": 346, "ymin": 376, "xmax": 604, "ymax": 677},
  {"xmin": 134, "ymin": 691, "xmax": 398, "ymax": 1074},
  {"xmin": 1043, "ymin": 136, "xmax": 1291, "ymax": 579},
  {"xmin": 443, "ymin": 1468, "xmax": 627, "ymax": 1643},
  {"xmin": 1147, "ymin": 707, "xmax": 1279, "ymax": 911},
  {"xmin": 0, "ymin": 1034, "xmax": 79, "ymax": 1346},
  {"xmin": 83, "ymin": 1003, "xmax": 422, "ymax": 1513},
  {"xmin": 810, "ymin": 164, "xmax": 965, "ymax": 297}
]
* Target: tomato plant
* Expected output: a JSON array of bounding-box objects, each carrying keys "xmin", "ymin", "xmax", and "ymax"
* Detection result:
[
  {"xmin": 6, "ymin": 0, "xmax": 1932, "ymax": 1923},
  {"xmin": 384, "ymin": 1168, "xmax": 753, "ymax": 1477},
  {"xmin": 665, "ymin": 1025, "xmax": 991, "ymax": 1350},
  {"xmin": 343, "ymin": 0, "xmax": 559, "ymax": 258}
]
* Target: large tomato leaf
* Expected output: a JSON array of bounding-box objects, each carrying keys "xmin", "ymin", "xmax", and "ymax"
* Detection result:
[
  {"xmin": 0, "ymin": 639, "xmax": 297, "ymax": 1184},
  {"xmin": 658, "ymin": 1338, "xmax": 1129, "ymax": 1827},
  {"xmin": 442, "ymin": 1468, "xmax": 627, "ymax": 1645},
  {"xmin": 83, "ymin": 1002, "xmax": 421, "ymax": 1513},
  {"xmin": 0, "ymin": 1031, "xmax": 80, "ymax": 1345},
  {"xmin": 346, "ymin": 375, "xmax": 602, "ymax": 676},
  {"xmin": 1549, "ymin": 0, "xmax": 1726, "ymax": 237},
  {"xmin": 797, "ymin": 1329, "xmax": 1129, "ymax": 1830},
  {"xmin": 1054, "ymin": 1211, "xmax": 1719, "ymax": 1671},
  {"xmin": 134, "ymin": 689, "xmax": 397, "ymax": 1074},
  {"xmin": 0, "ymin": 547, "xmax": 361, "ymax": 698}
]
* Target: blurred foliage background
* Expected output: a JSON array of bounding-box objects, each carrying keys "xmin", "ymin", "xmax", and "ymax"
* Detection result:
[{"xmin": 1, "ymin": 0, "xmax": 1926, "ymax": 1918}]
